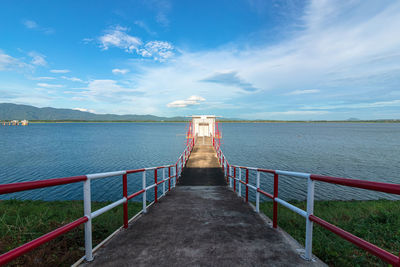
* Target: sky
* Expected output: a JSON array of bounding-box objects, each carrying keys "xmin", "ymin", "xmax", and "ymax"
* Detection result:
[{"xmin": 0, "ymin": 0, "xmax": 400, "ymax": 120}]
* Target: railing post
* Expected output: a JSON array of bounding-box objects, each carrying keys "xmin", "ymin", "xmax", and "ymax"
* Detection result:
[
  {"xmin": 224, "ymin": 160, "xmax": 227, "ymax": 177},
  {"xmin": 175, "ymin": 163, "xmax": 178, "ymax": 185},
  {"xmin": 184, "ymin": 150, "xmax": 187, "ymax": 164},
  {"xmin": 162, "ymin": 168, "xmax": 166, "ymax": 196},
  {"xmin": 154, "ymin": 169, "xmax": 158, "ymax": 203},
  {"xmin": 245, "ymin": 168, "xmax": 249, "ymax": 202},
  {"xmin": 83, "ymin": 179, "xmax": 93, "ymax": 261},
  {"xmin": 222, "ymin": 156, "xmax": 225, "ymax": 174},
  {"xmin": 256, "ymin": 171, "xmax": 260, "ymax": 213},
  {"xmin": 123, "ymin": 174, "xmax": 128, "ymax": 229},
  {"xmin": 229, "ymin": 166, "xmax": 233, "ymax": 188},
  {"xmin": 238, "ymin": 168, "xmax": 242, "ymax": 197},
  {"xmin": 273, "ymin": 173, "xmax": 279, "ymax": 228},
  {"xmin": 233, "ymin": 167, "xmax": 236, "ymax": 192},
  {"xmin": 142, "ymin": 171, "xmax": 147, "ymax": 213},
  {"xmin": 304, "ymin": 175, "xmax": 315, "ymax": 261},
  {"xmin": 226, "ymin": 164, "xmax": 229, "ymax": 183},
  {"xmin": 168, "ymin": 167, "xmax": 171, "ymax": 191}
]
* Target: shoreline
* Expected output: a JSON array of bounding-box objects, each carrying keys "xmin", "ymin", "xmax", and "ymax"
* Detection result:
[{"xmin": 17, "ymin": 120, "xmax": 400, "ymax": 123}]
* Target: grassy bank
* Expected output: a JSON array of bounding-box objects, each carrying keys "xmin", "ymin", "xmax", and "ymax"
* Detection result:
[
  {"xmin": 260, "ymin": 200, "xmax": 400, "ymax": 267},
  {"xmin": 0, "ymin": 200, "xmax": 142, "ymax": 266},
  {"xmin": 1, "ymin": 199, "xmax": 398, "ymax": 266}
]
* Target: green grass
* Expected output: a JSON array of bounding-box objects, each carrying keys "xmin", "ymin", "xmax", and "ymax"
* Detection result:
[
  {"xmin": 260, "ymin": 200, "xmax": 400, "ymax": 267},
  {"xmin": 2, "ymin": 199, "xmax": 398, "ymax": 266},
  {"xmin": 0, "ymin": 199, "xmax": 143, "ymax": 266}
]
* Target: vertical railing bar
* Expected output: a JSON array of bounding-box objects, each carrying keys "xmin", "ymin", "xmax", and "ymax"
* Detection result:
[
  {"xmin": 238, "ymin": 168, "xmax": 242, "ymax": 197},
  {"xmin": 168, "ymin": 166, "xmax": 171, "ymax": 191},
  {"xmin": 229, "ymin": 166, "xmax": 233, "ymax": 188},
  {"xmin": 256, "ymin": 171, "xmax": 260, "ymax": 213},
  {"xmin": 154, "ymin": 169, "xmax": 158, "ymax": 203},
  {"xmin": 273, "ymin": 173, "xmax": 279, "ymax": 228},
  {"xmin": 123, "ymin": 174, "xmax": 128, "ymax": 229},
  {"xmin": 175, "ymin": 163, "xmax": 178, "ymax": 185},
  {"xmin": 142, "ymin": 170, "xmax": 147, "ymax": 213},
  {"xmin": 233, "ymin": 167, "xmax": 236, "ymax": 192},
  {"xmin": 304, "ymin": 175, "xmax": 315, "ymax": 260},
  {"xmin": 83, "ymin": 179, "xmax": 93, "ymax": 261},
  {"xmin": 162, "ymin": 168, "xmax": 166, "ymax": 196},
  {"xmin": 245, "ymin": 168, "xmax": 249, "ymax": 202},
  {"xmin": 227, "ymin": 165, "xmax": 230, "ymax": 185}
]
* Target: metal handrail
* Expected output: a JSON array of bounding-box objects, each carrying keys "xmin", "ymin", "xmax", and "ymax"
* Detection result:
[
  {"xmin": 0, "ymin": 137, "xmax": 195, "ymax": 265},
  {"xmin": 212, "ymin": 136, "xmax": 400, "ymax": 266}
]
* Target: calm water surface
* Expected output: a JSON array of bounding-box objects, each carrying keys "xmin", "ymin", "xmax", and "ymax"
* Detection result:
[{"xmin": 0, "ymin": 122, "xmax": 399, "ymax": 201}]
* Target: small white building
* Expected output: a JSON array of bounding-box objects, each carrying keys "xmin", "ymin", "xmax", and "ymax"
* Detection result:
[{"xmin": 191, "ymin": 115, "xmax": 217, "ymax": 137}]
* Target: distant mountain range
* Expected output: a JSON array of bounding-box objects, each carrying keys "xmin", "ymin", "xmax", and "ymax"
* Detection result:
[
  {"xmin": 1, "ymin": 103, "xmax": 398, "ymax": 122},
  {"xmin": 0, "ymin": 103, "xmax": 190, "ymax": 121}
]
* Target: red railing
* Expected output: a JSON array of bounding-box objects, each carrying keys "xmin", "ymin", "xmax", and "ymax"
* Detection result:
[
  {"xmin": 213, "ymin": 136, "xmax": 400, "ymax": 266},
  {"xmin": 0, "ymin": 136, "xmax": 195, "ymax": 265}
]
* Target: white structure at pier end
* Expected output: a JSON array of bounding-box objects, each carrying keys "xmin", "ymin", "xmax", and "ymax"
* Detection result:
[{"xmin": 191, "ymin": 115, "xmax": 216, "ymax": 137}]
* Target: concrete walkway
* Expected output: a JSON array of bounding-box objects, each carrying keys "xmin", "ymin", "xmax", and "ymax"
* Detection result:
[{"xmin": 83, "ymin": 138, "xmax": 325, "ymax": 266}]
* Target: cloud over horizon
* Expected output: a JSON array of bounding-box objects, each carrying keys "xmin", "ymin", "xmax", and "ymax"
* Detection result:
[
  {"xmin": 1, "ymin": 0, "xmax": 400, "ymax": 119},
  {"xmin": 167, "ymin": 95, "xmax": 206, "ymax": 108}
]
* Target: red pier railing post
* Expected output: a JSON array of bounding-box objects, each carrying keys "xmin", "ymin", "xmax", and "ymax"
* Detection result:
[
  {"xmin": 245, "ymin": 169, "xmax": 249, "ymax": 202},
  {"xmin": 168, "ymin": 167, "xmax": 171, "ymax": 191},
  {"xmin": 175, "ymin": 163, "xmax": 178, "ymax": 183},
  {"xmin": 273, "ymin": 173, "xmax": 279, "ymax": 228},
  {"xmin": 226, "ymin": 164, "xmax": 229, "ymax": 183},
  {"xmin": 154, "ymin": 169, "xmax": 158, "ymax": 203},
  {"xmin": 122, "ymin": 174, "xmax": 128, "ymax": 228}
]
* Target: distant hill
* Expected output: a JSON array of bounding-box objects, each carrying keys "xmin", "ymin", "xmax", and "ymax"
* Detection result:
[{"xmin": 0, "ymin": 103, "xmax": 189, "ymax": 121}]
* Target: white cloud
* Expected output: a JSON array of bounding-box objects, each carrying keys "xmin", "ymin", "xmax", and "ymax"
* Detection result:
[
  {"xmin": 23, "ymin": 20, "xmax": 38, "ymax": 29},
  {"xmin": 301, "ymin": 100, "xmax": 400, "ymax": 110},
  {"xmin": 32, "ymin": 76, "xmax": 56, "ymax": 80},
  {"xmin": 112, "ymin": 68, "xmax": 129, "ymax": 75},
  {"xmin": 99, "ymin": 26, "xmax": 142, "ymax": 53},
  {"xmin": 28, "ymin": 52, "xmax": 47, "ymax": 66},
  {"xmin": 286, "ymin": 89, "xmax": 320, "ymax": 95},
  {"xmin": 139, "ymin": 41, "xmax": 174, "ymax": 61},
  {"xmin": 0, "ymin": 51, "xmax": 25, "ymax": 71},
  {"xmin": 73, "ymin": 108, "xmax": 96, "ymax": 113},
  {"xmin": 50, "ymin": 69, "xmax": 70, "ymax": 73},
  {"xmin": 61, "ymin": 76, "xmax": 84, "ymax": 82},
  {"xmin": 22, "ymin": 19, "xmax": 54, "ymax": 34},
  {"xmin": 123, "ymin": 0, "xmax": 400, "ymax": 118},
  {"xmin": 264, "ymin": 110, "xmax": 329, "ymax": 116},
  {"xmin": 167, "ymin": 95, "xmax": 206, "ymax": 108},
  {"xmin": 37, "ymin": 83, "xmax": 63, "ymax": 88},
  {"xmin": 70, "ymin": 79, "xmax": 142, "ymax": 102},
  {"xmin": 95, "ymin": 25, "xmax": 174, "ymax": 61}
]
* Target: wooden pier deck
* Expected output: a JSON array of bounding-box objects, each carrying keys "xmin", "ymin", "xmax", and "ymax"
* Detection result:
[{"xmin": 83, "ymin": 137, "xmax": 325, "ymax": 266}]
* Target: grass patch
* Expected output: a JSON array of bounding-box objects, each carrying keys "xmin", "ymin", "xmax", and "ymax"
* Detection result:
[
  {"xmin": 260, "ymin": 200, "xmax": 400, "ymax": 267},
  {"xmin": 0, "ymin": 199, "xmax": 143, "ymax": 266}
]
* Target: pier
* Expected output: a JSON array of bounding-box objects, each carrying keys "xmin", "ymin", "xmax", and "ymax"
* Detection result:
[
  {"xmin": 0, "ymin": 116, "xmax": 399, "ymax": 266},
  {"xmin": 82, "ymin": 136, "xmax": 323, "ymax": 266}
]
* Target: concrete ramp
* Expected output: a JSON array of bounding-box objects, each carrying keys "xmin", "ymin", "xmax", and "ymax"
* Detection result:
[{"xmin": 83, "ymin": 137, "xmax": 325, "ymax": 266}]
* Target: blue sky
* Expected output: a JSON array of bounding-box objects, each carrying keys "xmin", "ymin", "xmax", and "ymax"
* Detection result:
[{"xmin": 0, "ymin": 0, "xmax": 399, "ymax": 120}]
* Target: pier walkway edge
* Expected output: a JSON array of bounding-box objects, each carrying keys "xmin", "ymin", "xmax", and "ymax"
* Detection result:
[{"xmin": 81, "ymin": 137, "xmax": 326, "ymax": 266}]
